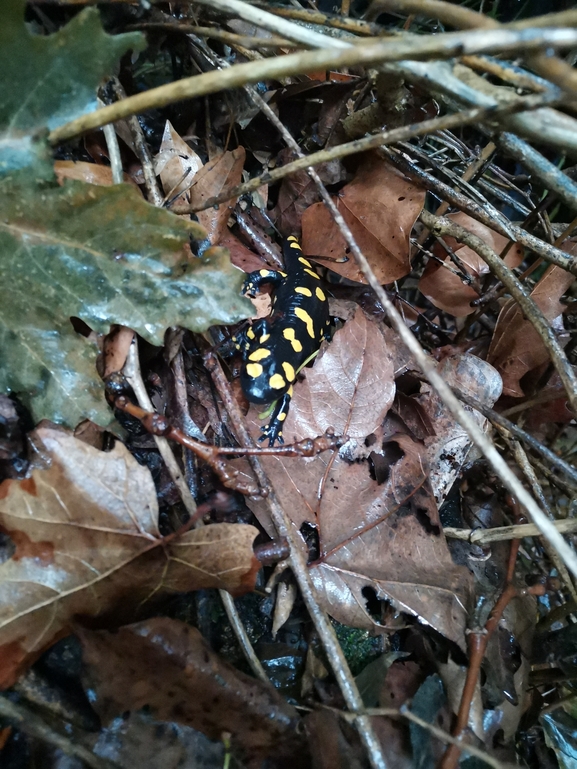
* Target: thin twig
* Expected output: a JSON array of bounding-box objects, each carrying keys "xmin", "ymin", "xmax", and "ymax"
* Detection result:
[
  {"xmin": 457, "ymin": 390, "xmax": 577, "ymax": 485},
  {"xmin": 123, "ymin": 341, "xmax": 197, "ymax": 518},
  {"xmin": 175, "ymin": 90, "xmax": 560, "ymax": 215},
  {"xmin": 123, "ymin": 343, "xmax": 268, "ymax": 682},
  {"xmin": 49, "ymin": 26, "xmax": 577, "ymax": 145},
  {"xmin": 98, "ymin": 99, "xmax": 123, "ymax": 185},
  {"xmin": 129, "ymin": 22, "xmax": 299, "ymax": 49},
  {"xmin": 110, "ymin": 77, "xmax": 163, "ymax": 207},
  {"xmin": 340, "ymin": 706, "xmax": 514, "ymax": 769},
  {"xmin": 0, "ymin": 695, "xmax": 118, "ymax": 769},
  {"xmin": 444, "ymin": 518, "xmax": 577, "ymax": 544},
  {"xmin": 368, "ymin": 0, "xmax": 577, "ymax": 94},
  {"xmin": 419, "ymin": 209, "xmax": 577, "ymax": 416},
  {"xmin": 510, "ymin": 439, "xmax": 577, "ymax": 602}
]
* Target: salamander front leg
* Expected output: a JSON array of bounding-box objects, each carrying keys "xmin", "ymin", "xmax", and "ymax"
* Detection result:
[{"xmin": 259, "ymin": 389, "xmax": 292, "ymax": 447}]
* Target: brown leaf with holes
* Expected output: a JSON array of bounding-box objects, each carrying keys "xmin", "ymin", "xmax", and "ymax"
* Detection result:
[
  {"xmin": 242, "ymin": 311, "xmax": 472, "ymax": 648},
  {"xmin": 418, "ymin": 212, "xmax": 524, "ymax": 317},
  {"xmin": 0, "ymin": 427, "xmax": 259, "ymax": 689},
  {"xmin": 78, "ymin": 617, "xmax": 304, "ymax": 766},
  {"xmin": 301, "ymin": 156, "xmax": 425, "ymax": 284},
  {"xmin": 487, "ymin": 264, "xmax": 575, "ymax": 397}
]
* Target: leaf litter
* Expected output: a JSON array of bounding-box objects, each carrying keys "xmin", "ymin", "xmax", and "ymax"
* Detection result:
[{"xmin": 2, "ymin": 0, "xmax": 577, "ymax": 767}]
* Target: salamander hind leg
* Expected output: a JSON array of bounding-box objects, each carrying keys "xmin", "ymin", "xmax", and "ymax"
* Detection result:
[{"xmin": 258, "ymin": 391, "xmax": 291, "ymax": 446}]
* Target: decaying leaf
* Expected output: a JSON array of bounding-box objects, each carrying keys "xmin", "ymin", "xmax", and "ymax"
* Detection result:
[
  {"xmin": 488, "ymin": 264, "xmax": 575, "ymax": 397},
  {"xmin": 417, "ymin": 352, "xmax": 503, "ymax": 506},
  {"xmin": 158, "ymin": 122, "xmax": 246, "ymax": 246},
  {"xmin": 285, "ymin": 308, "xmax": 395, "ymax": 440},
  {"xmin": 274, "ymin": 147, "xmax": 345, "ymax": 236},
  {"xmin": 0, "ymin": 426, "xmax": 259, "ymax": 688},
  {"xmin": 301, "ymin": 157, "xmax": 425, "ymax": 284},
  {"xmin": 79, "ymin": 617, "xmax": 304, "ymax": 764},
  {"xmin": 418, "ymin": 212, "xmax": 524, "ymax": 316},
  {"xmin": 242, "ymin": 311, "xmax": 472, "ymax": 647}
]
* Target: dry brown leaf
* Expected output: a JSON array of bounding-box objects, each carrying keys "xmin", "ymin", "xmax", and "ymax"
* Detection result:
[
  {"xmin": 301, "ymin": 157, "xmax": 425, "ymax": 284},
  {"xmin": 0, "ymin": 427, "xmax": 259, "ymax": 688},
  {"xmin": 285, "ymin": 308, "xmax": 395, "ymax": 441},
  {"xmin": 156, "ymin": 121, "xmax": 245, "ymax": 246},
  {"xmin": 78, "ymin": 617, "xmax": 304, "ymax": 765},
  {"xmin": 487, "ymin": 264, "xmax": 575, "ymax": 397},
  {"xmin": 242, "ymin": 311, "xmax": 472, "ymax": 648},
  {"xmin": 417, "ymin": 353, "xmax": 503, "ymax": 507},
  {"xmin": 156, "ymin": 121, "xmax": 203, "ymax": 205},
  {"xmin": 218, "ymin": 230, "xmax": 266, "ymax": 273},
  {"xmin": 418, "ymin": 212, "xmax": 524, "ymax": 316},
  {"xmin": 53, "ymin": 160, "xmax": 140, "ymax": 190},
  {"xmin": 274, "ymin": 148, "xmax": 345, "ymax": 236}
]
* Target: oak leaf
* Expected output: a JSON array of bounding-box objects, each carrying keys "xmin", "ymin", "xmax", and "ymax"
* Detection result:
[{"xmin": 0, "ymin": 426, "xmax": 259, "ymax": 688}]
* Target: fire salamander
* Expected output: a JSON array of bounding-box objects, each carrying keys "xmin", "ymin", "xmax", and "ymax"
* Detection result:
[{"xmin": 233, "ymin": 236, "xmax": 330, "ymax": 446}]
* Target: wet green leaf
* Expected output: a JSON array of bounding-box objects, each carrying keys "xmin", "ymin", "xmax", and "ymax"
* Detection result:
[
  {"xmin": 0, "ymin": 173, "xmax": 251, "ymax": 426},
  {"xmin": 0, "ymin": 0, "xmax": 144, "ymax": 172}
]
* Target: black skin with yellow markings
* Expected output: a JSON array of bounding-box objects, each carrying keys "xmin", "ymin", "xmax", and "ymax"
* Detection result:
[{"xmin": 235, "ymin": 236, "xmax": 330, "ymax": 445}]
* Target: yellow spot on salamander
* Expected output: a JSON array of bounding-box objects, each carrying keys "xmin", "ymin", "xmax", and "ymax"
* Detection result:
[
  {"xmin": 304, "ymin": 268, "xmax": 320, "ymax": 280},
  {"xmin": 315, "ymin": 287, "xmax": 326, "ymax": 301},
  {"xmin": 282, "ymin": 361, "xmax": 296, "ymax": 382},
  {"xmin": 287, "ymin": 235, "xmax": 298, "ymax": 242},
  {"xmin": 260, "ymin": 333, "xmax": 270, "ymax": 343},
  {"xmin": 298, "ymin": 256, "xmax": 312, "ymax": 267},
  {"xmin": 246, "ymin": 363, "xmax": 263, "ymax": 378},
  {"xmin": 277, "ymin": 411, "xmax": 287, "ymax": 422},
  {"xmin": 290, "ymin": 242, "xmax": 302, "ymax": 250},
  {"xmin": 295, "ymin": 307, "xmax": 315, "ymax": 339},
  {"xmin": 259, "ymin": 269, "xmax": 272, "ymax": 277},
  {"xmin": 283, "ymin": 328, "xmax": 303, "ymax": 353},
  {"xmin": 269, "ymin": 373, "xmax": 286, "ymax": 389},
  {"xmin": 248, "ymin": 348, "xmax": 271, "ymax": 361},
  {"xmin": 247, "ymin": 327, "xmax": 255, "ymax": 340},
  {"xmin": 295, "ymin": 286, "xmax": 312, "ymax": 297}
]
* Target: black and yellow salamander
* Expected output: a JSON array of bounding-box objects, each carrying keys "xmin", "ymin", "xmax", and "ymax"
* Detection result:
[{"xmin": 234, "ymin": 236, "xmax": 330, "ymax": 446}]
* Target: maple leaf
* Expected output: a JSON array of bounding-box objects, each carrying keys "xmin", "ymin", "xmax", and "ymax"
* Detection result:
[
  {"xmin": 0, "ymin": 426, "xmax": 259, "ymax": 688},
  {"xmin": 242, "ymin": 310, "xmax": 472, "ymax": 648}
]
